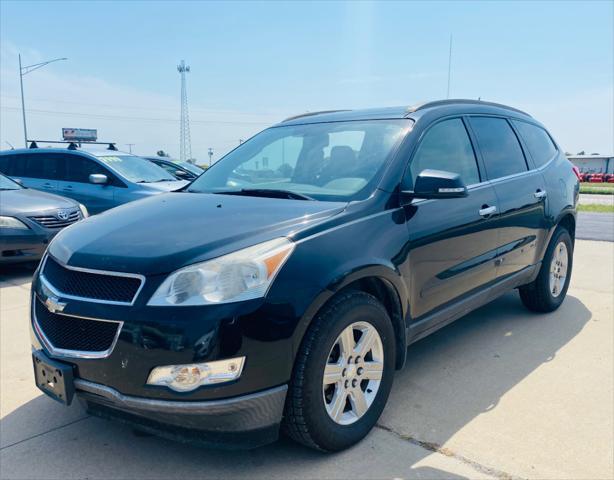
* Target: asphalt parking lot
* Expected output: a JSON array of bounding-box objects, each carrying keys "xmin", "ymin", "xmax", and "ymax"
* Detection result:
[
  {"xmin": 576, "ymin": 212, "xmax": 614, "ymax": 242},
  {"xmin": 1, "ymin": 239, "xmax": 612, "ymax": 480}
]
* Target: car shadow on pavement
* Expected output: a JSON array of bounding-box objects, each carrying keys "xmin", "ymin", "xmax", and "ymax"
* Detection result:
[
  {"xmin": 0, "ymin": 292, "xmax": 591, "ymax": 479},
  {"xmin": 0, "ymin": 261, "xmax": 38, "ymax": 288}
]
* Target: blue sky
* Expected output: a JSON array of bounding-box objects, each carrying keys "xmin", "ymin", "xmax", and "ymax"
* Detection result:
[{"xmin": 1, "ymin": 1, "xmax": 612, "ymax": 160}]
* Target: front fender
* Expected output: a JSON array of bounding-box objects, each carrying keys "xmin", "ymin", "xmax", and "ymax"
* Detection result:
[{"xmin": 288, "ymin": 262, "xmax": 409, "ymax": 370}]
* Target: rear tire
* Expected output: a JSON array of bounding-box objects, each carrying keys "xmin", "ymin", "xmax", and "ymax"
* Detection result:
[
  {"xmin": 519, "ymin": 226, "xmax": 573, "ymax": 312},
  {"xmin": 282, "ymin": 291, "xmax": 395, "ymax": 451}
]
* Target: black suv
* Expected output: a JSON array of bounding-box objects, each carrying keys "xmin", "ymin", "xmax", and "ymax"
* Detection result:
[{"xmin": 30, "ymin": 99, "xmax": 578, "ymax": 451}]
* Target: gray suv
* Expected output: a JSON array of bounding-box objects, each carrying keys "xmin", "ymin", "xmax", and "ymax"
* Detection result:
[{"xmin": 0, "ymin": 148, "xmax": 187, "ymax": 214}]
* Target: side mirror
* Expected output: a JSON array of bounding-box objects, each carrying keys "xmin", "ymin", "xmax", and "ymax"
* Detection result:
[
  {"xmin": 402, "ymin": 169, "xmax": 468, "ymax": 201},
  {"xmin": 89, "ymin": 173, "xmax": 108, "ymax": 185}
]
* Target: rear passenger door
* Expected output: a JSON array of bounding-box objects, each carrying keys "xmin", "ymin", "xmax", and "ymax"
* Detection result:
[
  {"xmin": 467, "ymin": 116, "xmax": 548, "ymax": 279},
  {"xmin": 58, "ymin": 155, "xmax": 115, "ymax": 214}
]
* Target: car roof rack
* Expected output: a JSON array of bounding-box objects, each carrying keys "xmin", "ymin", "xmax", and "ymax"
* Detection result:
[
  {"xmin": 282, "ymin": 110, "xmax": 352, "ymax": 122},
  {"xmin": 407, "ymin": 99, "xmax": 531, "ymax": 117},
  {"xmin": 27, "ymin": 140, "xmax": 118, "ymax": 151}
]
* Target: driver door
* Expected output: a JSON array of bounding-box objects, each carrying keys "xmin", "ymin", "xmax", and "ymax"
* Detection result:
[
  {"xmin": 402, "ymin": 117, "xmax": 501, "ymax": 322},
  {"xmin": 57, "ymin": 155, "xmax": 115, "ymax": 214}
]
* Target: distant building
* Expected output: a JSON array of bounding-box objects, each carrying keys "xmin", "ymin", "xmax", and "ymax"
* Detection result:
[{"xmin": 567, "ymin": 154, "xmax": 613, "ymax": 174}]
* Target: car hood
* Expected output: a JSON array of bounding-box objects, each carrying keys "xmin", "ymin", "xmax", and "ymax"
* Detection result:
[
  {"xmin": 48, "ymin": 192, "xmax": 347, "ymax": 275},
  {"xmin": 0, "ymin": 188, "xmax": 77, "ymax": 216},
  {"xmin": 139, "ymin": 180, "xmax": 188, "ymax": 191}
]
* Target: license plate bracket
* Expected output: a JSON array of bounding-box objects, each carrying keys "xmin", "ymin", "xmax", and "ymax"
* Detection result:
[{"xmin": 32, "ymin": 350, "xmax": 75, "ymax": 405}]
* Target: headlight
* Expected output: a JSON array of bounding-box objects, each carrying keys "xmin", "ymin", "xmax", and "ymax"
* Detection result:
[
  {"xmin": 0, "ymin": 216, "xmax": 29, "ymax": 229},
  {"xmin": 148, "ymin": 237, "xmax": 294, "ymax": 306},
  {"xmin": 78, "ymin": 203, "xmax": 89, "ymax": 218}
]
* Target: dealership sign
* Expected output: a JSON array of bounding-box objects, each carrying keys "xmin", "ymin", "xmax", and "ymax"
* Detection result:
[{"xmin": 62, "ymin": 128, "xmax": 98, "ymax": 142}]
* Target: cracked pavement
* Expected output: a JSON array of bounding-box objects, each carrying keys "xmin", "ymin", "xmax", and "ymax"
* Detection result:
[{"xmin": 1, "ymin": 240, "xmax": 612, "ymax": 479}]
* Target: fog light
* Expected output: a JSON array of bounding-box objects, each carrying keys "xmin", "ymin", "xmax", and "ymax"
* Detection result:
[{"xmin": 146, "ymin": 357, "xmax": 245, "ymax": 392}]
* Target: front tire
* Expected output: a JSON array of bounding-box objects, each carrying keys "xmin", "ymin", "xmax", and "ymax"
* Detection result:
[
  {"xmin": 519, "ymin": 226, "xmax": 573, "ymax": 312},
  {"xmin": 282, "ymin": 291, "xmax": 395, "ymax": 451}
]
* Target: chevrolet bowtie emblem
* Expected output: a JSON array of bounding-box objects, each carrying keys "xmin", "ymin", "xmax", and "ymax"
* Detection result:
[{"xmin": 45, "ymin": 296, "xmax": 66, "ymax": 314}]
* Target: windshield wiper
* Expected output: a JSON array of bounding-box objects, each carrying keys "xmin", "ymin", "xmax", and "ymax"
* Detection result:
[{"xmin": 214, "ymin": 188, "xmax": 315, "ymax": 201}]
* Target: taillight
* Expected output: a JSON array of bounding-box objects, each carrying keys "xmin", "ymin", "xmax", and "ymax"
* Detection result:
[{"xmin": 572, "ymin": 165, "xmax": 582, "ymax": 181}]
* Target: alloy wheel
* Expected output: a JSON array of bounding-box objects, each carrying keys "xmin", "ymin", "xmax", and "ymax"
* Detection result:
[
  {"xmin": 322, "ymin": 321, "xmax": 384, "ymax": 425},
  {"xmin": 549, "ymin": 241, "xmax": 568, "ymax": 298}
]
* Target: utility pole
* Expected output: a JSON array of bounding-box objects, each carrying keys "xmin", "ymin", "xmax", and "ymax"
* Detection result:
[
  {"xmin": 126, "ymin": 143, "xmax": 135, "ymax": 153},
  {"xmin": 177, "ymin": 60, "xmax": 192, "ymax": 162},
  {"xmin": 446, "ymin": 34, "xmax": 453, "ymax": 99},
  {"xmin": 18, "ymin": 54, "xmax": 67, "ymax": 147},
  {"xmin": 208, "ymin": 147, "xmax": 213, "ymax": 167}
]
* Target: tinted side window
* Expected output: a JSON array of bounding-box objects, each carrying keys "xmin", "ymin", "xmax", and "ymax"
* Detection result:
[
  {"xmin": 469, "ymin": 117, "xmax": 527, "ymax": 179},
  {"xmin": 0, "ymin": 154, "xmax": 29, "ymax": 176},
  {"xmin": 65, "ymin": 156, "xmax": 110, "ymax": 183},
  {"xmin": 22, "ymin": 154, "xmax": 61, "ymax": 180},
  {"xmin": 0, "ymin": 155, "xmax": 12, "ymax": 175},
  {"xmin": 409, "ymin": 118, "xmax": 480, "ymax": 187},
  {"xmin": 512, "ymin": 121, "xmax": 557, "ymax": 168}
]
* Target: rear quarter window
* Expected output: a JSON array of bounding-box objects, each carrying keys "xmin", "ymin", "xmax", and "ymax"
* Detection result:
[
  {"xmin": 0, "ymin": 153, "xmax": 61, "ymax": 179},
  {"xmin": 512, "ymin": 120, "xmax": 558, "ymax": 168},
  {"xmin": 0, "ymin": 153, "xmax": 25, "ymax": 176}
]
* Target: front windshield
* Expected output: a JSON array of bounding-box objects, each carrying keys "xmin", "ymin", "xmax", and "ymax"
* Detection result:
[
  {"xmin": 97, "ymin": 155, "xmax": 177, "ymax": 183},
  {"xmin": 179, "ymin": 161, "xmax": 204, "ymax": 175},
  {"xmin": 188, "ymin": 119, "xmax": 410, "ymax": 201},
  {"xmin": 0, "ymin": 173, "xmax": 22, "ymax": 190}
]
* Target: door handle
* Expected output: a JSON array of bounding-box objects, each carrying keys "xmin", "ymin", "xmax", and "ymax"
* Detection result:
[
  {"xmin": 479, "ymin": 205, "xmax": 497, "ymax": 217},
  {"xmin": 534, "ymin": 189, "xmax": 547, "ymax": 199}
]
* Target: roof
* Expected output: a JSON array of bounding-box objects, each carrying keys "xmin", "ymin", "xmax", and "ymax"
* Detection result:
[
  {"xmin": 279, "ymin": 99, "xmax": 532, "ymax": 126},
  {"xmin": 279, "ymin": 106, "xmax": 412, "ymax": 125},
  {"xmin": 567, "ymin": 155, "xmax": 614, "ymax": 160},
  {"xmin": 0, "ymin": 147, "xmax": 134, "ymax": 157}
]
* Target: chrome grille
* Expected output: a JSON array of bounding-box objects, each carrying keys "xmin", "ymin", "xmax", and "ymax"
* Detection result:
[
  {"xmin": 29, "ymin": 209, "xmax": 81, "ymax": 229},
  {"xmin": 41, "ymin": 256, "xmax": 144, "ymax": 305},
  {"xmin": 33, "ymin": 296, "xmax": 122, "ymax": 358}
]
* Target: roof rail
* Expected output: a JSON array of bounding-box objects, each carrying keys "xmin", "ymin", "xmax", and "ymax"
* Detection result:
[
  {"xmin": 27, "ymin": 140, "xmax": 119, "ymax": 150},
  {"xmin": 282, "ymin": 109, "xmax": 352, "ymax": 122},
  {"xmin": 407, "ymin": 99, "xmax": 531, "ymax": 117}
]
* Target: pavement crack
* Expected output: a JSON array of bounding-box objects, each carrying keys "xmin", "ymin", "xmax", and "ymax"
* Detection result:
[
  {"xmin": 375, "ymin": 423, "xmax": 525, "ymax": 480},
  {"xmin": 0, "ymin": 416, "xmax": 90, "ymax": 450}
]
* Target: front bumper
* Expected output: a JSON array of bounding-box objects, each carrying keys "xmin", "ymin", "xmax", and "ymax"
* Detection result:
[
  {"xmin": 0, "ymin": 229, "xmax": 54, "ymax": 263},
  {"xmin": 29, "ymin": 253, "xmax": 318, "ymax": 448},
  {"xmin": 76, "ymin": 378, "xmax": 287, "ymax": 449}
]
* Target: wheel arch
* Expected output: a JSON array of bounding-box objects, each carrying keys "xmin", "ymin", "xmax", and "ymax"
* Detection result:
[
  {"xmin": 557, "ymin": 212, "xmax": 576, "ymax": 242},
  {"xmin": 293, "ymin": 265, "xmax": 409, "ymax": 370},
  {"xmin": 540, "ymin": 209, "xmax": 577, "ymax": 261}
]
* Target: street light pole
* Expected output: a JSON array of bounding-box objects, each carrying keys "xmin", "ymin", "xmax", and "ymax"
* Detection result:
[
  {"xmin": 18, "ymin": 54, "xmax": 67, "ymax": 147},
  {"xmin": 18, "ymin": 54, "xmax": 27, "ymax": 147}
]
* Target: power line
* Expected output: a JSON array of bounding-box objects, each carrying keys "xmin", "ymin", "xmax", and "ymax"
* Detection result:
[
  {"xmin": 0, "ymin": 94, "xmax": 286, "ymax": 118},
  {"xmin": 0, "ymin": 106, "xmax": 272, "ymax": 126}
]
